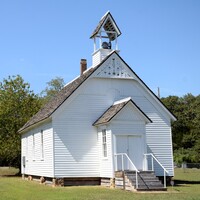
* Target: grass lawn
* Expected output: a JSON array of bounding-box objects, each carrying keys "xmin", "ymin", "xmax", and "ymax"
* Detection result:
[{"xmin": 0, "ymin": 168, "xmax": 200, "ymax": 200}]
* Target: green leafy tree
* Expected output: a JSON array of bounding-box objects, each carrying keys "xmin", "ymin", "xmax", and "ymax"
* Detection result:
[
  {"xmin": 161, "ymin": 93, "xmax": 200, "ymax": 164},
  {"xmin": 40, "ymin": 77, "xmax": 65, "ymax": 103},
  {"xmin": 0, "ymin": 75, "xmax": 42, "ymax": 168}
]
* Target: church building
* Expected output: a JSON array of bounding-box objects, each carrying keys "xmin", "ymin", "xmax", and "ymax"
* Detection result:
[{"xmin": 19, "ymin": 12, "xmax": 176, "ymax": 191}]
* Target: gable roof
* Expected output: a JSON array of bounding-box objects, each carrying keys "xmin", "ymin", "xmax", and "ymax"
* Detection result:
[
  {"xmin": 19, "ymin": 50, "xmax": 176, "ymax": 133},
  {"xmin": 18, "ymin": 67, "xmax": 97, "ymax": 133},
  {"xmin": 18, "ymin": 51, "xmax": 115, "ymax": 133},
  {"xmin": 110, "ymin": 53, "xmax": 177, "ymax": 122},
  {"xmin": 90, "ymin": 11, "xmax": 121, "ymax": 41},
  {"xmin": 93, "ymin": 97, "xmax": 152, "ymax": 126}
]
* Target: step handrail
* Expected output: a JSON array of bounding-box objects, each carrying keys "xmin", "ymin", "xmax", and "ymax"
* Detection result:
[
  {"xmin": 144, "ymin": 153, "xmax": 168, "ymax": 188},
  {"xmin": 114, "ymin": 153, "xmax": 139, "ymax": 189}
]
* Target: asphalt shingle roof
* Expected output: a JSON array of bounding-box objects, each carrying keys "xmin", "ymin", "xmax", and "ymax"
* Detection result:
[
  {"xmin": 18, "ymin": 67, "xmax": 96, "ymax": 133},
  {"xmin": 93, "ymin": 100, "xmax": 128, "ymax": 126},
  {"xmin": 93, "ymin": 98, "xmax": 152, "ymax": 126}
]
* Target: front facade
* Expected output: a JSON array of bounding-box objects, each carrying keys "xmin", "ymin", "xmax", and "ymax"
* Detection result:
[{"xmin": 20, "ymin": 12, "xmax": 176, "ymax": 188}]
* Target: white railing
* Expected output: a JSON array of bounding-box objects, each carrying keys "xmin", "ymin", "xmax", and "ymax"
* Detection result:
[
  {"xmin": 144, "ymin": 153, "xmax": 168, "ymax": 188},
  {"xmin": 114, "ymin": 153, "xmax": 139, "ymax": 189}
]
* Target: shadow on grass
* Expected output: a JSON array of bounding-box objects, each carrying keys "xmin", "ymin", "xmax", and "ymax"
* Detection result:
[
  {"xmin": 0, "ymin": 174, "xmax": 21, "ymax": 177},
  {"xmin": 174, "ymin": 180, "xmax": 200, "ymax": 186}
]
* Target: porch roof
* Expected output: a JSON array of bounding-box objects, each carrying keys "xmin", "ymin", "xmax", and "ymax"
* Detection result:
[{"xmin": 93, "ymin": 97, "xmax": 152, "ymax": 126}]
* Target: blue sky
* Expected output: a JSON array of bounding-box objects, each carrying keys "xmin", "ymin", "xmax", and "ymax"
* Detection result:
[{"xmin": 0, "ymin": 0, "xmax": 199, "ymax": 97}]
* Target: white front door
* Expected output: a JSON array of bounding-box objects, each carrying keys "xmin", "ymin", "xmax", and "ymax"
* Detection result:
[{"xmin": 116, "ymin": 135, "xmax": 144, "ymax": 170}]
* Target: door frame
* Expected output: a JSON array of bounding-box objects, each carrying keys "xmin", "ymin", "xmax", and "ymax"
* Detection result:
[{"xmin": 113, "ymin": 133, "xmax": 147, "ymax": 171}]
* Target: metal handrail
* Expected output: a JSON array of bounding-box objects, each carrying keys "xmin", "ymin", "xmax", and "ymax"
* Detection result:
[
  {"xmin": 144, "ymin": 153, "xmax": 168, "ymax": 188},
  {"xmin": 115, "ymin": 153, "xmax": 139, "ymax": 189}
]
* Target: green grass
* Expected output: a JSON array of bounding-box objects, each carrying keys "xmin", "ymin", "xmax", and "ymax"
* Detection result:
[{"xmin": 0, "ymin": 168, "xmax": 199, "ymax": 200}]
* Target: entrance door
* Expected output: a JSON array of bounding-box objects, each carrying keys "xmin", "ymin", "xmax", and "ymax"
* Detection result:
[{"xmin": 116, "ymin": 135, "xmax": 144, "ymax": 170}]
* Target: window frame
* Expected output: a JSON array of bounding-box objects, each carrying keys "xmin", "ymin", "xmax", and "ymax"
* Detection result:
[
  {"xmin": 32, "ymin": 133, "xmax": 35, "ymax": 161},
  {"xmin": 40, "ymin": 130, "xmax": 44, "ymax": 160},
  {"xmin": 102, "ymin": 129, "xmax": 107, "ymax": 158}
]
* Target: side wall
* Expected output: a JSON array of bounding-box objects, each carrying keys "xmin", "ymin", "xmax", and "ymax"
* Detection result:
[
  {"xmin": 52, "ymin": 92, "xmax": 102, "ymax": 178},
  {"xmin": 21, "ymin": 121, "xmax": 54, "ymax": 177}
]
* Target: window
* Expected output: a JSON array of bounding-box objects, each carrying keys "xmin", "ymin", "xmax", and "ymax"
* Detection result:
[
  {"xmin": 32, "ymin": 134, "xmax": 35, "ymax": 160},
  {"xmin": 41, "ymin": 130, "xmax": 44, "ymax": 160},
  {"xmin": 102, "ymin": 129, "xmax": 107, "ymax": 157}
]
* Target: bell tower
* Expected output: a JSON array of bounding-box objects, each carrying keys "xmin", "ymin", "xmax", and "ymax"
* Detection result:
[{"xmin": 90, "ymin": 11, "xmax": 121, "ymax": 66}]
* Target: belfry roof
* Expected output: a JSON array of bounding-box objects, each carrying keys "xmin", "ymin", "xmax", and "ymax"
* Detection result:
[{"xmin": 90, "ymin": 11, "xmax": 121, "ymax": 41}]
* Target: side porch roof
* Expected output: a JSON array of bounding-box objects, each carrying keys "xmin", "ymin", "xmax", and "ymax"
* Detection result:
[{"xmin": 93, "ymin": 97, "xmax": 152, "ymax": 126}]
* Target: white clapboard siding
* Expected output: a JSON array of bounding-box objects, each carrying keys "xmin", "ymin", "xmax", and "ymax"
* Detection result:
[
  {"xmin": 132, "ymin": 96, "xmax": 173, "ymax": 176},
  {"xmin": 92, "ymin": 49, "xmax": 113, "ymax": 66},
  {"xmin": 51, "ymin": 78, "xmax": 132, "ymax": 178},
  {"xmin": 21, "ymin": 122, "xmax": 54, "ymax": 177},
  {"xmin": 52, "ymin": 76, "xmax": 173, "ymax": 177},
  {"xmin": 83, "ymin": 78, "xmax": 143, "ymax": 99},
  {"xmin": 53, "ymin": 131, "xmax": 99, "ymax": 177},
  {"xmin": 110, "ymin": 103, "xmax": 147, "ymax": 136},
  {"xmin": 52, "ymin": 94, "xmax": 110, "ymax": 178},
  {"xmin": 52, "ymin": 83, "xmax": 111, "ymax": 178},
  {"xmin": 88, "ymin": 77, "xmax": 173, "ymax": 176},
  {"xmin": 98, "ymin": 129, "xmax": 114, "ymax": 178}
]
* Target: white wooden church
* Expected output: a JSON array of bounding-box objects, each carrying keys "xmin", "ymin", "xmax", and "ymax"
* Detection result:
[{"xmin": 19, "ymin": 12, "xmax": 176, "ymax": 191}]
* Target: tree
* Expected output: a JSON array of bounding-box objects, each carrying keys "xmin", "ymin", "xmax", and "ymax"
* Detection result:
[
  {"xmin": 40, "ymin": 77, "xmax": 65, "ymax": 103},
  {"xmin": 161, "ymin": 94, "xmax": 200, "ymax": 164},
  {"xmin": 0, "ymin": 75, "xmax": 42, "ymax": 168}
]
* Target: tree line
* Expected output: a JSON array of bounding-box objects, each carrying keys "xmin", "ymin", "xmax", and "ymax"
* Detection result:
[
  {"xmin": 161, "ymin": 94, "xmax": 200, "ymax": 164},
  {"xmin": 0, "ymin": 75, "xmax": 65, "ymax": 168},
  {"xmin": 0, "ymin": 75, "xmax": 199, "ymax": 168}
]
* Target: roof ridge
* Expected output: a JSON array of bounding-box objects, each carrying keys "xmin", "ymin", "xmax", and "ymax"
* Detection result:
[
  {"xmin": 101, "ymin": 10, "xmax": 110, "ymax": 20},
  {"xmin": 113, "ymin": 97, "xmax": 131, "ymax": 105}
]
